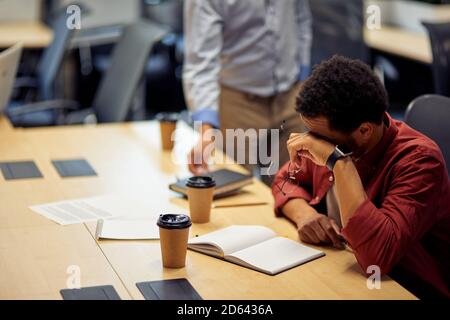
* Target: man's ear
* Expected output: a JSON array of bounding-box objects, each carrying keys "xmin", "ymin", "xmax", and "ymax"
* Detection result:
[{"xmin": 356, "ymin": 122, "xmax": 374, "ymax": 143}]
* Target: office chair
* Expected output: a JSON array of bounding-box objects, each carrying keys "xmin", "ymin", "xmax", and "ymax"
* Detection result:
[
  {"xmin": 143, "ymin": 0, "xmax": 186, "ymax": 116},
  {"xmin": 310, "ymin": 0, "xmax": 368, "ymax": 66},
  {"xmin": 143, "ymin": 0, "xmax": 183, "ymax": 34},
  {"xmin": 8, "ymin": 21, "xmax": 168, "ymax": 126},
  {"xmin": 91, "ymin": 0, "xmax": 186, "ymax": 117},
  {"xmin": 405, "ymin": 94, "xmax": 450, "ymax": 177},
  {"xmin": 6, "ymin": 5, "xmax": 87, "ymax": 126},
  {"xmin": 422, "ymin": 22, "xmax": 450, "ymax": 97},
  {"xmin": 13, "ymin": 7, "xmax": 79, "ymax": 102}
]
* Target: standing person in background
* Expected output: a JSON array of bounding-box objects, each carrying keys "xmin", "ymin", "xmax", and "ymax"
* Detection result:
[{"xmin": 183, "ymin": 0, "xmax": 312, "ymax": 178}]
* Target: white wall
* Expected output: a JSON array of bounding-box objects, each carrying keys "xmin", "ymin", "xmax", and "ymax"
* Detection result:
[
  {"xmin": 0, "ymin": 0, "xmax": 42, "ymax": 22},
  {"xmin": 58, "ymin": 0, "xmax": 141, "ymax": 28}
]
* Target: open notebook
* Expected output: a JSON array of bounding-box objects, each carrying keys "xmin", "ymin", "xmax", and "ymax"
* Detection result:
[{"xmin": 188, "ymin": 226, "xmax": 325, "ymax": 275}]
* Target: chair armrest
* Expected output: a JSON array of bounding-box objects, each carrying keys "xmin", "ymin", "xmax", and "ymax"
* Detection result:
[
  {"xmin": 63, "ymin": 108, "xmax": 97, "ymax": 125},
  {"xmin": 6, "ymin": 100, "xmax": 80, "ymax": 117},
  {"xmin": 14, "ymin": 77, "xmax": 38, "ymax": 89}
]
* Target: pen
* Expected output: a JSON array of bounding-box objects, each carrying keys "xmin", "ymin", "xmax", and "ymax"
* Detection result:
[{"xmin": 212, "ymin": 202, "xmax": 268, "ymax": 209}]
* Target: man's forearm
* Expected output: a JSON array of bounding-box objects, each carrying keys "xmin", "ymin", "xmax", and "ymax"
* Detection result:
[
  {"xmin": 281, "ymin": 198, "xmax": 318, "ymax": 225},
  {"xmin": 333, "ymin": 157, "xmax": 367, "ymax": 227}
]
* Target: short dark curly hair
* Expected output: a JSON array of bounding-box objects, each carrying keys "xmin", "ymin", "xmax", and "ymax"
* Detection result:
[{"xmin": 296, "ymin": 55, "xmax": 389, "ymax": 133}]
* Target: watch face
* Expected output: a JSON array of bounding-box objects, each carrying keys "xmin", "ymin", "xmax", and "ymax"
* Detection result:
[{"xmin": 336, "ymin": 144, "xmax": 353, "ymax": 156}]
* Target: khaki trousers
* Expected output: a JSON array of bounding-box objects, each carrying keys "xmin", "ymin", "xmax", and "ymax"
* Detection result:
[{"xmin": 219, "ymin": 82, "xmax": 305, "ymax": 180}]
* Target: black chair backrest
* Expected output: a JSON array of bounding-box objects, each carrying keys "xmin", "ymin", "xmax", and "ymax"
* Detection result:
[
  {"xmin": 37, "ymin": 8, "xmax": 77, "ymax": 100},
  {"xmin": 422, "ymin": 22, "xmax": 450, "ymax": 97},
  {"xmin": 92, "ymin": 21, "xmax": 167, "ymax": 123},
  {"xmin": 310, "ymin": 0, "xmax": 367, "ymax": 66},
  {"xmin": 405, "ymin": 94, "xmax": 450, "ymax": 177}
]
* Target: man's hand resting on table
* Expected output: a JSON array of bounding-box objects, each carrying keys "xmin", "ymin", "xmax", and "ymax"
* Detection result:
[{"xmin": 282, "ymin": 198, "xmax": 345, "ymax": 249}]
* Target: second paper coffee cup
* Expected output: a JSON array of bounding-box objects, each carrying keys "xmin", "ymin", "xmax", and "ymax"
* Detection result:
[
  {"xmin": 156, "ymin": 113, "xmax": 178, "ymax": 151},
  {"xmin": 157, "ymin": 214, "xmax": 192, "ymax": 268},
  {"xmin": 186, "ymin": 176, "xmax": 216, "ymax": 223}
]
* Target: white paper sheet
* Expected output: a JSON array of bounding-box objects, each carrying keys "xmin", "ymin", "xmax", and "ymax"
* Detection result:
[
  {"xmin": 95, "ymin": 218, "xmax": 160, "ymax": 240},
  {"xmin": 30, "ymin": 192, "xmax": 186, "ymax": 226}
]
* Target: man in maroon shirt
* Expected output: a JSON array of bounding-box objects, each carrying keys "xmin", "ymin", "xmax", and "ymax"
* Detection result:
[{"xmin": 272, "ymin": 55, "xmax": 450, "ymax": 299}]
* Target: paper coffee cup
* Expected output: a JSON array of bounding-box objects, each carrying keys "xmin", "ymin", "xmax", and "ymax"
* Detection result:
[
  {"xmin": 157, "ymin": 214, "xmax": 192, "ymax": 268},
  {"xmin": 156, "ymin": 113, "xmax": 179, "ymax": 151},
  {"xmin": 186, "ymin": 176, "xmax": 216, "ymax": 224}
]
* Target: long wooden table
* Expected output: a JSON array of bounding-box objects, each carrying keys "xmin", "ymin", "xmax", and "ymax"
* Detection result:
[
  {"xmin": 0, "ymin": 120, "xmax": 416, "ymax": 300},
  {"xmin": 364, "ymin": 26, "xmax": 432, "ymax": 64}
]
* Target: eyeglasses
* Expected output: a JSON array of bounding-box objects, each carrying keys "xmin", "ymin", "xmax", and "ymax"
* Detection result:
[
  {"xmin": 268, "ymin": 120, "xmax": 303, "ymax": 196},
  {"xmin": 270, "ymin": 161, "xmax": 302, "ymax": 196}
]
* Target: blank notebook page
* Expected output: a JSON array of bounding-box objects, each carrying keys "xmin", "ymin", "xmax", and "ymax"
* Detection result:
[
  {"xmin": 189, "ymin": 225, "xmax": 276, "ymax": 256},
  {"xmin": 228, "ymin": 237, "xmax": 324, "ymax": 275}
]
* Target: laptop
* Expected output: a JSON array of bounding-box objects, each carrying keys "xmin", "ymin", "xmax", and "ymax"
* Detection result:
[
  {"xmin": 0, "ymin": 43, "xmax": 22, "ymax": 114},
  {"xmin": 169, "ymin": 169, "xmax": 254, "ymax": 198}
]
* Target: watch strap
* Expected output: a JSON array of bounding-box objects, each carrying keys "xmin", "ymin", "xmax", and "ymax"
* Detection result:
[{"xmin": 326, "ymin": 148, "xmax": 343, "ymax": 171}]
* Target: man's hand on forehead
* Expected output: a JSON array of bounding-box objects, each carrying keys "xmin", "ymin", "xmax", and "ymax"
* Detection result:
[{"xmin": 287, "ymin": 132, "xmax": 335, "ymax": 167}]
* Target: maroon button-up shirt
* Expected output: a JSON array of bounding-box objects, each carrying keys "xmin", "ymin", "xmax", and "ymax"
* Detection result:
[{"xmin": 272, "ymin": 114, "xmax": 450, "ymax": 298}]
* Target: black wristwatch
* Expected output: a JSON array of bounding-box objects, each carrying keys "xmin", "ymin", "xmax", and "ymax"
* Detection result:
[{"xmin": 326, "ymin": 145, "xmax": 353, "ymax": 171}]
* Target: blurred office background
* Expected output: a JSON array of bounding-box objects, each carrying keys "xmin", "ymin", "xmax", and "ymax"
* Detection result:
[{"xmin": 1, "ymin": 0, "xmax": 450, "ymax": 125}]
